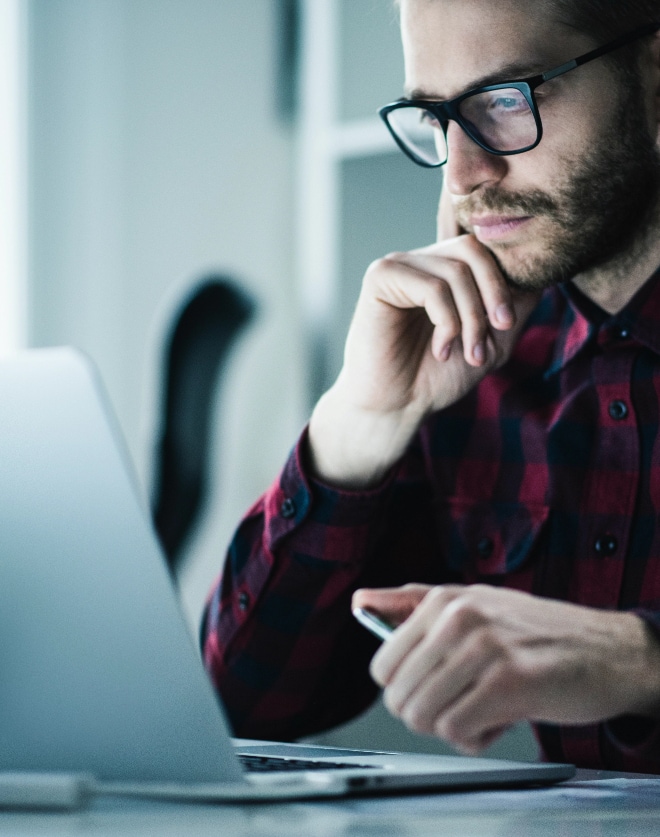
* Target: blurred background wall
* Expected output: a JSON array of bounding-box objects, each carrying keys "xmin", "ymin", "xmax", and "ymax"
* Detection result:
[
  {"xmin": 1, "ymin": 0, "xmax": 537, "ymax": 761},
  {"xmin": 25, "ymin": 0, "xmax": 304, "ymax": 626}
]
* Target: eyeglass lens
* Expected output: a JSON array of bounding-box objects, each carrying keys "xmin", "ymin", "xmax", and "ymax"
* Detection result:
[{"xmin": 387, "ymin": 87, "xmax": 539, "ymax": 164}]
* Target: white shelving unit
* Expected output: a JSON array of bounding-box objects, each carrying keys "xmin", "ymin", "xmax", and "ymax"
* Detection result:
[
  {"xmin": 0, "ymin": 0, "xmax": 28, "ymax": 356},
  {"xmin": 296, "ymin": 0, "xmax": 441, "ymax": 402}
]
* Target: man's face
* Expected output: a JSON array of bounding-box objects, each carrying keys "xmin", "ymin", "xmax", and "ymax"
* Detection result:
[{"xmin": 400, "ymin": 0, "xmax": 660, "ymax": 289}]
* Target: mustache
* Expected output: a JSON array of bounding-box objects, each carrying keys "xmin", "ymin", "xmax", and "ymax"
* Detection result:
[{"xmin": 454, "ymin": 187, "xmax": 560, "ymax": 226}]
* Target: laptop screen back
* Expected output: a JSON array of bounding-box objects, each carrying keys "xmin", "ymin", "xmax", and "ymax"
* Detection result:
[{"xmin": 0, "ymin": 348, "xmax": 241, "ymax": 782}]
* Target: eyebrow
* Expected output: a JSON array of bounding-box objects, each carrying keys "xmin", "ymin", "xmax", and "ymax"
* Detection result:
[{"xmin": 404, "ymin": 59, "xmax": 548, "ymax": 101}]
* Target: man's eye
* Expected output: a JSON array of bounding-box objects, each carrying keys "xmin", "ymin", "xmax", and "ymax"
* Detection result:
[{"xmin": 490, "ymin": 95, "xmax": 527, "ymax": 112}]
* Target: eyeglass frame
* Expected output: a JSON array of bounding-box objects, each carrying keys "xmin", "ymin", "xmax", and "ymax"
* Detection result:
[{"xmin": 379, "ymin": 19, "xmax": 660, "ymax": 168}]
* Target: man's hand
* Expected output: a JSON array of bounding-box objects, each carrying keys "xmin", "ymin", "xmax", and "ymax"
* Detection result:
[
  {"xmin": 308, "ymin": 184, "xmax": 540, "ymax": 489},
  {"xmin": 352, "ymin": 584, "xmax": 660, "ymax": 755}
]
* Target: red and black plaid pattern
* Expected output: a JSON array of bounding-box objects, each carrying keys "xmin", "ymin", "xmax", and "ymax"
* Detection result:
[{"xmin": 203, "ymin": 273, "xmax": 660, "ymax": 773}]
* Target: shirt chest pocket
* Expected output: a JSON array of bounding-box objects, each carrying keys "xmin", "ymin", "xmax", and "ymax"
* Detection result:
[{"xmin": 438, "ymin": 498, "xmax": 550, "ymax": 580}]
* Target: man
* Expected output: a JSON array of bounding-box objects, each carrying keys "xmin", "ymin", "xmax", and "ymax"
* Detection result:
[{"xmin": 203, "ymin": 0, "xmax": 660, "ymax": 773}]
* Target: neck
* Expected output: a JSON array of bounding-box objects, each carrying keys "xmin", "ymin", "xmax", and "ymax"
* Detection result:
[{"xmin": 572, "ymin": 196, "xmax": 660, "ymax": 314}]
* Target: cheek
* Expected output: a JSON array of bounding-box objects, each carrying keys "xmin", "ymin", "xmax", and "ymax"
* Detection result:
[
  {"xmin": 497, "ymin": 146, "xmax": 563, "ymax": 199},
  {"xmin": 540, "ymin": 101, "xmax": 598, "ymax": 170},
  {"xmin": 516, "ymin": 75, "xmax": 615, "ymax": 188},
  {"xmin": 499, "ymin": 104, "xmax": 600, "ymax": 199}
]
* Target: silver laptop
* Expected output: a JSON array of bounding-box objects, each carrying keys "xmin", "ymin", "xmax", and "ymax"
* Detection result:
[{"xmin": 0, "ymin": 348, "xmax": 574, "ymax": 801}]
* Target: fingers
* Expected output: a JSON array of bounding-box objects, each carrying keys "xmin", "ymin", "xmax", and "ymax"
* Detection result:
[
  {"xmin": 372, "ymin": 238, "xmax": 514, "ymax": 368},
  {"xmin": 351, "ymin": 584, "xmax": 432, "ymax": 627},
  {"xmin": 369, "ymin": 586, "xmax": 465, "ymax": 686},
  {"xmin": 367, "ymin": 585, "xmax": 524, "ymax": 752},
  {"xmin": 361, "ymin": 582, "xmax": 649, "ymax": 753},
  {"xmin": 406, "ymin": 238, "xmax": 515, "ymax": 333},
  {"xmin": 365, "ymin": 258, "xmax": 479, "ymax": 367},
  {"xmin": 442, "ymin": 723, "xmax": 511, "ymax": 757},
  {"xmin": 383, "ymin": 629, "xmax": 485, "ymax": 733},
  {"xmin": 430, "ymin": 667, "xmax": 521, "ymax": 753}
]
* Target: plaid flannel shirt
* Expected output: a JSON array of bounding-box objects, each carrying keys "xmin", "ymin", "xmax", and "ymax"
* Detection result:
[{"xmin": 203, "ymin": 272, "xmax": 660, "ymax": 773}]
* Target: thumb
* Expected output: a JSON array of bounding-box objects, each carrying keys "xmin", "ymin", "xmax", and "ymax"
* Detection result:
[{"xmin": 352, "ymin": 584, "xmax": 432, "ymax": 627}]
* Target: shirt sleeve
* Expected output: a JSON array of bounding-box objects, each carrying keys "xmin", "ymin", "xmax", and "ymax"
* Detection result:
[{"xmin": 201, "ymin": 425, "xmax": 440, "ymax": 742}]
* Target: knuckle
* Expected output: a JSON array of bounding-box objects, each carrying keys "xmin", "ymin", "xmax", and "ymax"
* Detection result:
[
  {"xmin": 401, "ymin": 583, "xmax": 434, "ymax": 606},
  {"xmin": 446, "ymin": 599, "xmax": 483, "ymax": 634},
  {"xmin": 401, "ymin": 703, "xmax": 430, "ymax": 734},
  {"xmin": 402, "ymin": 582, "xmax": 427, "ymax": 595},
  {"xmin": 443, "ymin": 259, "xmax": 473, "ymax": 286},
  {"xmin": 435, "ymin": 318, "xmax": 461, "ymax": 345},
  {"xmin": 427, "ymin": 277, "xmax": 455, "ymax": 309},
  {"xmin": 469, "ymin": 583, "xmax": 493, "ymax": 598},
  {"xmin": 462, "ymin": 629, "xmax": 489, "ymax": 664},
  {"xmin": 424, "ymin": 586, "xmax": 453, "ymax": 614},
  {"xmin": 427, "ymin": 585, "xmax": 449, "ymax": 604},
  {"xmin": 365, "ymin": 254, "xmax": 403, "ymax": 280},
  {"xmin": 476, "ymin": 627, "xmax": 513, "ymax": 670},
  {"xmin": 474, "ymin": 626, "xmax": 500, "ymax": 657},
  {"xmin": 382, "ymin": 687, "xmax": 402, "ymax": 716},
  {"xmin": 364, "ymin": 257, "xmax": 388, "ymax": 280},
  {"xmin": 435, "ymin": 714, "xmax": 462, "ymax": 744},
  {"xmin": 487, "ymin": 657, "xmax": 516, "ymax": 691}
]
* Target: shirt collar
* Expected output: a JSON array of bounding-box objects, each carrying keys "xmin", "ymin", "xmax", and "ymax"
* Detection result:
[
  {"xmin": 547, "ymin": 267, "xmax": 660, "ymax": 375},
  {"xmin": 618, "ymin": 266, "xmax": 660, "ymax": 356}
]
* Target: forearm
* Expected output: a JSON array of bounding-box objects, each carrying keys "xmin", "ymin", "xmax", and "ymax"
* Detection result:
[
  {"xmin": 203, "ymin": 548, "xmax": 380, "ymax": 740},
  {"xmin": 201, "ymin": 429, "xmax": 398, "ymax": 739}
]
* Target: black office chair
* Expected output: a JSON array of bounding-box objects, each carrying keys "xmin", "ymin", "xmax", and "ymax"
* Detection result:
[{"xmin": 151, "ymin": 276, "xmax": 256, "ymax": 576}]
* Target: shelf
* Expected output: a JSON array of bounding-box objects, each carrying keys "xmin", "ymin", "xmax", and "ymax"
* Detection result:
[{"xmin": 327, "ymin": 117, "xmax": 397, "ymax": 160}]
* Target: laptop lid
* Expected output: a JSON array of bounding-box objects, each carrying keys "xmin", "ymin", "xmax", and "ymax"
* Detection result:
[{"xmin": 0, "ymin": 348, "xmax": 243, "ymax": 783}]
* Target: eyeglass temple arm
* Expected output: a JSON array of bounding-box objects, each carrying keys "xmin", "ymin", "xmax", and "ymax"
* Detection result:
[{"xmin": 542, "ymin": 20, "xmax": 660, "ymax": 83}]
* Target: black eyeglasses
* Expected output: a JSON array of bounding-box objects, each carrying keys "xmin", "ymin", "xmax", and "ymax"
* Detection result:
[{"xmin": 379, "ymin": 20, "xmax": 660, "ymax": 168}]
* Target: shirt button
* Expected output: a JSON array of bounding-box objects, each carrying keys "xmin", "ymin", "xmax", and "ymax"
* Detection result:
[
  {"xmin": 616, "ymin": 327, "xmax": 630, "ymax": 340},
  {"xmin": 608, "ymin": 400, "xmax": 628, "ymax": 421},
  {"xmin": 477, "ymin": 537, "xmax": 494, "ymax": 558},
  {"xmin": 594, "ymin": 535, "xmax": 618, "ymax": 556},
  {"xmin": 280, "ymin": 497, "xmax": 296, "ymax": 519},
  {"xmin": 238, "ymin": 591, "xmax": 250, "ymax": 612}
]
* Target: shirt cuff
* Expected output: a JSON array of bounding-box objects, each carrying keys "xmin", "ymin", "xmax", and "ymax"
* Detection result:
[
  {"xmin": 265, "ymin": 425, "xmax": 398, "ymax": 553},
  {"xmin": 604, "ymin": 714, "xmax": 660, "ymax": 755}
]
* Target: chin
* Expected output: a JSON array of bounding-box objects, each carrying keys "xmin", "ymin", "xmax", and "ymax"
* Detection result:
[{"xmin": 489, "ymin": 243, "xmax": 570, "ymax": 291}]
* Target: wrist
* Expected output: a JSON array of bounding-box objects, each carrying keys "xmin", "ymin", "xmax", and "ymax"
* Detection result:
[{"xmin": 308, "ymin": 385, "xmax": 426, "ymax": 490}]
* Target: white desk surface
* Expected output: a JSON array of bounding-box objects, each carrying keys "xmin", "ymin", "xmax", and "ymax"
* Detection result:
[{"xmin": 1, "ymin": 771, "xmax": 659, "ymax": 836}]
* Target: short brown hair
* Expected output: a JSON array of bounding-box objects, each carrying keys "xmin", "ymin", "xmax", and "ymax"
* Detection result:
[
  {"xmin": 396, "ymin": 1, "xmax": 659, "ymax": 80},
  {"xmin": 551, "ymin": 1, "xmax": 658, "ymax": 41},
  {"xmin": 396, "ymin": 0, "xmax": 659, "ymax": 36},
  {"xmin": 552, "ymin": 1, "xmax": 659, "ymax": 76}
]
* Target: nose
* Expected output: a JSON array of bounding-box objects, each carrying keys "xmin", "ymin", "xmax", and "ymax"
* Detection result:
[{"xmin": 443, "ymin": 120, "xmax": 507, "ymax": 197}]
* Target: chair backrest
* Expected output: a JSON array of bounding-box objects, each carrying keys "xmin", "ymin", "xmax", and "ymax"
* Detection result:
[{"xmin": 151, "ymin": 277, "xmax": 256, "ymax": 574}]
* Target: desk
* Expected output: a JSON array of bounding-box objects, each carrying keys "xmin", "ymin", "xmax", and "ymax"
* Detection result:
[{"xmin": 0, "ymin": 771, "xmax": 659, "ymax": 836}]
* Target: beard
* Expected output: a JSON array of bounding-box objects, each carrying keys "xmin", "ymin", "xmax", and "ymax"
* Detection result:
[{"xmin": 453, "ymin": 79, "xmax": 660, "ymax": 291}]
